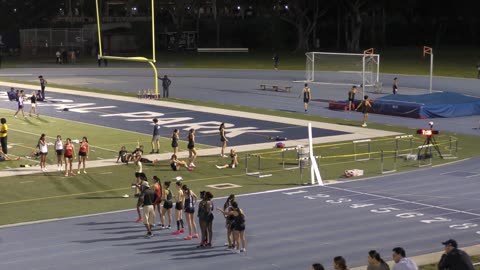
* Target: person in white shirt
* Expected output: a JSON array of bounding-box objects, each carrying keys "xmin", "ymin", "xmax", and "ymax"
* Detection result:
[
  {"xmin": 55, "ymin": 135, "xmax": 64, "ymax": 171},
  {"xmin": 392, "ymin": 247, "xmax": 418, "ymax": 270}
]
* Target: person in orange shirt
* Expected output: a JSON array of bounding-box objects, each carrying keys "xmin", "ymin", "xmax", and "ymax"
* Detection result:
[
  {"xmin": 64, "ymin": 138, "xmax": 76, "ymax": 176},
  {"xmin": 77, "ymin": 136, "xmax": 89, "ymax": 174},
  {"xmin": 152, "ymin": 176, "xmax": 163, "ymax": 226}
]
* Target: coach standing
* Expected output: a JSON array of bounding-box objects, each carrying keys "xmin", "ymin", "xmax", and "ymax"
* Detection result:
[
  {"xmin": 0, "ymin": 118, "xmax": 7, "ymax": 155},
  {"xmin": 158, "ymin": 75, "xmax": 171, "ymax": 98}
]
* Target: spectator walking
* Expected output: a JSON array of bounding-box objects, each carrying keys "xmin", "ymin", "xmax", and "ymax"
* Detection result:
[
  {"xmin": 62, "ymin": 50, "xmax": 68, "ymax": 64},
  {"xmin": 438, "ymin": 239, "xmax": 474, "ymax": 270},
  {"xmin": 273, "ymin": 52, "xmax": 279, "ymax": 70},
  {"xmin": 158, "ymin": 75, "xmax": 171, "ymax": 98},
  {"xmin": 38, "ymin": 75, "xmax": 47, "ymax": 100},
  {"xmin": 355, "ymin": 95, "xmax": 372, "ymax": 127},
  {"xmin": 334, "ymin": 256, "xmax": 349, "ymax": 270},
  {"xmin": 347, "ymin": 85, "xmax": 358, "ymax": 111},
  {"xmin": 8, "ymin": 87, "xmax": 16, "ymax": 101},
  {"xmin": 392, "ymin": 247, "xmax": 418, "ymax": 270},
  {"xmin": 0, "ymin": 118, "xmax": 7, "ymax": 155},
  {"xmin": 393, "ymin": 77, "xmax": 399, "ymax": 95},
  {"xmin": 150, "ymin": 118, "xmax": 160, "ymax": 154},
  {"xmin": 368, "ymin": 250, "xmax": 390, "ymax": 270}
]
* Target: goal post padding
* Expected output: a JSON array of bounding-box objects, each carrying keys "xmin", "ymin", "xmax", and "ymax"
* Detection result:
[{"xmin": 305, "ymin": 52, "xmax": 380, "ymax": 87}]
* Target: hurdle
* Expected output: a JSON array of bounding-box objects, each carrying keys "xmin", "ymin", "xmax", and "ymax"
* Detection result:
[
  {"xmin": 245, "ymin": 154, "xmax": 272, "ymax": 178},
  {"xmin": 441, "ymin": 136, "xmax": 458, "ymax": 159},
  {"xmin": 395, "ymin": 135, "xmax": 414, "ymax": 157},
  {"xmin": 281, "ymin": 146, "xmax": 303, "ymax": 170},
  {"xmin": 381, "ymin": 150, "xmax": 397, "ymax": 174},
  {"xmin": 353, "ymin": 139, "xmax": 371, "ymax": 161},
  {"xmin": 417, "ymin": 144, "xmax": 433, "ymax": 167}
]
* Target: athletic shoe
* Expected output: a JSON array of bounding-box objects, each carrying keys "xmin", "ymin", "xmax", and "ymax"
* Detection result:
[
  {"xmin": 160, "ymin": 225, "xmax": 165, "ymax": 229},
  {"xmin": 222, "ymin": 154, "xmax": 228, "ymax": 158},
  {"xmin": 184, "ymin": 235, "xmax": 193, "ymax": 240},
  {"xmin": 77, "ymin": 170, "xmax": 81, "ymax": 174},
  {"xmin": 224, "ymin": 243, "xmax": 229, "ymax": 246},
  {"xmin": 135, "ymin": 217, "xmax": 143, "ymax": 223},
  {"xmin": 190, "ymin": 163, "xmax": 196, "ymax": 168},
  {"xmin": 166, "ymin": 225, "xmax": 171, "ymax": 229},
  {"xmin": 205, "ymin": 243, "xmax": 212, "ymax": 248},
  {"xmin": 179, "ymin": 229, "xmax": 185, "ymax": 233},
  {"xmin": 156, "ymin": 150, "xmax": 159, "ymax": 154},
  {"xmin": 226, "ymin": 246, "xmax": 233, "ymax": 251},
  {"xmin": 362, "ymin": 123, "xmax": 367, "ymax": 127},
  {"xmin": 215, "ymin": 165, "xmax": 223, "ymax": 169},
  {"xmin": 14, "ymin": 115, "xmax": 17, "ymax": 118},
  {"xmin": 240, "ymin": 248, "xmax": 246, "ymax": 253},
  {"xmin": 70, "ymin": 171, "xmax": 76, "ymax": 176},
  {"xmin": 192, "ymin": 234, "xmax": 199, "ymax": 238},
  {"xmin": 234, "ymin": 249, "xmax": 240, "ymax": 254},
  {"xmin": 149, "ymin": 151, "xmax": 155, "ymax": 154},
  {"xmin": 172, "ymin": 230, "xmax": 181, "ymax": 235},
  {"xmin": 145, "ymin": 232, "xmax": 153, "ymax": 238},
  {"xmin": 83, "ymin": 170, "xmax": 87, "ymax": 174}
]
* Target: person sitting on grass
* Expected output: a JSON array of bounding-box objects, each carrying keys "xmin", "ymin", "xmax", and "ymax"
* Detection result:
[
  {"xmin": 216, "ymin": 149, "xmax": 238, "ymax": 169},
  {"xmin": 170, "ymin": 154, "xmax": 193, "ymax": 171},
  {"xmin": 117, "ymin": 146, "xmax": 129, "ymax": 163},
  {"xmin": 0, "ymin": 149, "xmax": 20, "ymax": 161}
]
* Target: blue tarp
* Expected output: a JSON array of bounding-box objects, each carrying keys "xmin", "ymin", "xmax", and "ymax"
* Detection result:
[{"xmin": 375, "ymin": 92, "xmax": 480, "ymax": 118}]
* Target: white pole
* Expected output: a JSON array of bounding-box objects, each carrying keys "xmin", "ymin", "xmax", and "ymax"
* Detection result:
[
  {"xmin": 308, "ymin": 123, "xmax": 323, "ymax": 186},
  {"xmin": 362, "ymin": 56, "xmax": 366, "ymax": 97},
  {"xmin": 429, "ymin": 53, "xmax": 433, "ymax": 93}
]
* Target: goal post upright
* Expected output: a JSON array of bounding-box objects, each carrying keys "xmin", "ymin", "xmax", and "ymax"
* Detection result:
[
  {"xmin": 423, "ymin": 46, "xmax": 433, "ymax": 93},
  {"xmin": 95, "ymin": 0, "xmax": 158, "ymax": 96},
  {"xmin": 362, "ymin": 48, "xmax": 375, "ymax": 98}
]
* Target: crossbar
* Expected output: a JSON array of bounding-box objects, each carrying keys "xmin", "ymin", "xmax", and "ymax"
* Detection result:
[{"xmin": 197, "ymin": 48, "xmax": 248, "ymax": 53}]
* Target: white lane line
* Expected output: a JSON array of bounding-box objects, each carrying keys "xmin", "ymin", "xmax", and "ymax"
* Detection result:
[{"xmin": 325, "ymin": 185, "xmax": 480, "ymax": 217}]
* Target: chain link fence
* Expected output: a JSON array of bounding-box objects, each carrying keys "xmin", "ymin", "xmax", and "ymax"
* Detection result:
[{"xmin": 20, "ymin": 28, "xmax": 96, "ymax": 58}]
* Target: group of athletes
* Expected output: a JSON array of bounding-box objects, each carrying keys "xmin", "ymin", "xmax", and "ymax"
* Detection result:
[
  {"xmin": 132, "ymin": 175, "xmax": 247, "ymax": 253},
  {"xmin": 31, "ymin": 134, "xmax": 89, "ymax": 176}
]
